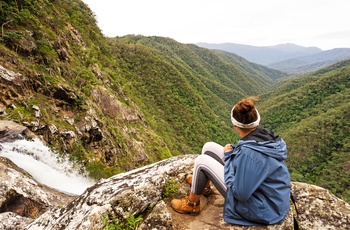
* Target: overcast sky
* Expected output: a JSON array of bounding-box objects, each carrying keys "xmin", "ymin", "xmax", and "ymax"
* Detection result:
[{"xmin": 82, "ymin": 0, "xmax": 350, "ymax": 50}]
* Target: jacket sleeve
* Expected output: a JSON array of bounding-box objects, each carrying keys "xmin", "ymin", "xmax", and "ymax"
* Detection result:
[{"xmin": 225, "ymin": 149, "xmax": 269, "ymax": 202}]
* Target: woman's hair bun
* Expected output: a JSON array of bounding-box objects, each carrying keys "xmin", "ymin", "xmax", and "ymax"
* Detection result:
[
  {"xmin": 236, "ymin": 97, "xmax": 257, "ymax": 113},
  {"xmin": 232, "ymin": 96, "xmax": 259, "ymax": 125}
]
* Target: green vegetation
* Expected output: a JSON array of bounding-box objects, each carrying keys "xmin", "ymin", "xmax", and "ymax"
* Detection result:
[
  {"xmin": 85, "ymin": 161, "xmax": 121, "ymax": 180},
  {"xmin": 101, "ymin": 213, "xmax": 143, "ymax": 230},
  {"xmin": 1, "ymin": 0, "xmax": 349, "ymax": 204},
  {"xmin": 6, "ymin": 105, "xmax": 32, "ymax": 122},
  {"xmin": 162, "ymin": 179, "xmax": 180, "ymax": 201},
  {"xmin": 107, "ymin": 35, "xmax": 286, "ymax": 156},
  {"xmin": 259, "ymin": 60, "xmax": 350, "ymax": 202}
]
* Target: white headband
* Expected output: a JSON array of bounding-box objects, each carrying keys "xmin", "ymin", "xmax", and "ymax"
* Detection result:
[{"xmin": 231, "ymin": 106, "xmax": 260, "ymax": 128}]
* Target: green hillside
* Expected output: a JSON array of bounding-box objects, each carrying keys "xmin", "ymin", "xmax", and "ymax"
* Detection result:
[
  {"xmin": 107, "ymin": 35, "xmax": 287, "ymax": 156},
  {"xmin": 259, "ymin": 60, "xmax": 350, "ymax": 201},
  {"xmin": 0, "ymin": 0, "xmax": 285, "ymax": 177}
]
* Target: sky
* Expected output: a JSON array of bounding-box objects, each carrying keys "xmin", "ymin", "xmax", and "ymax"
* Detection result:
[{"xmin": 82, "ymin": 0, "xmax": 350, "ymax": 50}]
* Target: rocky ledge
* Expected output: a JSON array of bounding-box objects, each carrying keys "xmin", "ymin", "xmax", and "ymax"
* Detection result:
[{"xmin": 0, "ymin": 122, "xmax": 350, "ymax": 229}]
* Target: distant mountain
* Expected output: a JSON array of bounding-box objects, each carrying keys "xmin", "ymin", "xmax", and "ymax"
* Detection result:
[
  {"xmin": 196, "ymin": 42, "xmax": 322, "ymax": 66},
  {"xmin": 267, "ymin": 48, "xmax": 350, "ymax": 74},
  {"xmin": 196, "ymin": 42, "xmax": 350, "ymax": 74}
]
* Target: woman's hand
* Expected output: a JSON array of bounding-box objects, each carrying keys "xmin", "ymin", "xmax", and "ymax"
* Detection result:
[{"xmin": 224, "ymin": 144, "xmax": 234, "ymax": 153}]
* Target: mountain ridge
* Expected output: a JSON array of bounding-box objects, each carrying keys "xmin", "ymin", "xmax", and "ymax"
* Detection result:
[
  {"xmin": 196, "ymin": 42, "xmax": 323, "ymax": 65},
  {"xmin": 196, "ymin": 42, "xmax": 350, "ymax": 73},
  {"xmin": 268, "ymin": 48, "xmax": 350, "ymax": 73}
]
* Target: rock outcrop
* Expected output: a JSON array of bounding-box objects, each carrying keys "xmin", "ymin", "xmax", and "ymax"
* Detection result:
[
  {"xmin": 1, "ymin": 121, "xmax": 349, "ymax": 229},
  {"xmin": 0, "ymin": 151, "xmax": 349, "ymax": 229},
  {"xmin": 1, "ymin": 61, "xmax": 154, "ymax": 171},
  {"xmin": 0, "ymin": 156, "xmax": 75, "ymax": 230},
  {"xmin": 25, "ymin": 155, "xmax": 196, "ymax": 230},
  {"xmin": 0, "ymin": 120, "xmax": 37, "ymax": 142}
]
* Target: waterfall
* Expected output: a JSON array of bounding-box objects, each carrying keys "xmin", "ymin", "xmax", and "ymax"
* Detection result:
[{"xmin": 0, "ymin": 138, "xmax": 95, "ymax": 195}]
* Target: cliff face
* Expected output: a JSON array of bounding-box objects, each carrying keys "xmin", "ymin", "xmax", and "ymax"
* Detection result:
[
  {"xmin": 0, "ymin": 63, "xmax": 157, "ymax": 176},
  {"xmin": 0, "ymin": 0, "xmax": 172, "ymax": 175},
  {"xmin": 1, "ymin": 122, "xmax": 349, "ymax": 229}
]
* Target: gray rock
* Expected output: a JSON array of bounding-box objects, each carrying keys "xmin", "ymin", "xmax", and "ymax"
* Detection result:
[
  {"xmin": 26, "ymin": 155, "xmax": 196, "ymax": 230},
  {"xmin": 0, "ymin": 212, "xmax": 33, "ymax": 230},
  {"xmin": 0, "ymin": 65, "xmax": 22, "ymax": 81},
  {"xmin": 0, "ymin": 157, "xmax": 75, "ymax": 229},
  {"xmin": 138, "ymin": 200, "xmax": 173, "ymax": 230},
  {"xmin": 32, "ymin": 105, "xmax": 41, "ymax": 118},
  {"xmin": 48, "ymin": 124, "xmax": 58, "ymax": 135},
  {"xmin": 291, "ymin": 182, "xmax": 350, "ymax": 229},
  {"xmin": 0, "ymin": 120, "xmax": 36, "ymax": 142}
]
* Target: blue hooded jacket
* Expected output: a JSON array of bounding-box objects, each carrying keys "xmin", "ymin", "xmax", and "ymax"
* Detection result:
[{"xmin": 223, "ymin": 127, "xmax": 290, "ymax": 225}]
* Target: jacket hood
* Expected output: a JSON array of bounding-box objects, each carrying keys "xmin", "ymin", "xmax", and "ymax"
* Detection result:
[
  {"xmin": 234, "ymin": 127, "xmax": 288, "ymax": 161},
  {"xmin": 236, "ymin": 139, "xmax": 287, "ymax": 161}
]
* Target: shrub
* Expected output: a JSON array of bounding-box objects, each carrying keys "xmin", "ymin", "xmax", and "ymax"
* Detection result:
[{"xmin": 162, "ymin": 179, "xmax": 179, "ymax": 201}]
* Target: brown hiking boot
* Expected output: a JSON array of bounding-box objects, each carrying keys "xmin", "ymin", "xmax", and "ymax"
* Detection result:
[
  {"xmin": 171, "ymin": 196, "xmax": 200, "ymax": 215},
  {"xmin": 186, "ymin": 174, "xmax": 193, "ymax": 185},
  {"xmin": 185, "ymin": 174, "xmax": 212, "ymax": 196}
]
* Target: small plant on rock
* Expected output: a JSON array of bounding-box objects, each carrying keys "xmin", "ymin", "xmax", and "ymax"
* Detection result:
[
  {"xmin": 162, "ymin": 179, "xmax": 179, "ymax": 201},
  {"xmin": 101, "ymin": 213, "xmax": 143, "ymax": 230}
]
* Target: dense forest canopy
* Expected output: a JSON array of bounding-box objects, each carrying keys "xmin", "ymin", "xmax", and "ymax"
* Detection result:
[
  {"xmin": 0, "ymin": 0, "xmax": 349, "ymax": 203},
  {"xmin": 259, "ymin": 60, "xmax": 350, "ymax": 201}
]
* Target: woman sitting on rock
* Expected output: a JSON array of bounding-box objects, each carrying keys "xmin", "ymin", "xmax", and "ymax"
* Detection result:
[{"xmin": 171, "ymin": 96, "xmax": 291, "ymax": 226}]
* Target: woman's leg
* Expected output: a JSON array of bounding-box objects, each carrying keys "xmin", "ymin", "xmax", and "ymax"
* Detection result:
[
  {"xmin": 171, "ymin": 142, "xmax": 227, "ymax": 215},
  {"xmin": 201, "ymin": 141, "xmax": 225, "ymax": 165},
  {"xmin": 191, "ymin": 142, "xmax": 226, "ymax": 197}
]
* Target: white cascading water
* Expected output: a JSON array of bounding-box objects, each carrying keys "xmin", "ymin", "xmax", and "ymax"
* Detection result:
[{"xmin": 0, "ymin": 138, "xmax": 95, "ymax": 195}]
